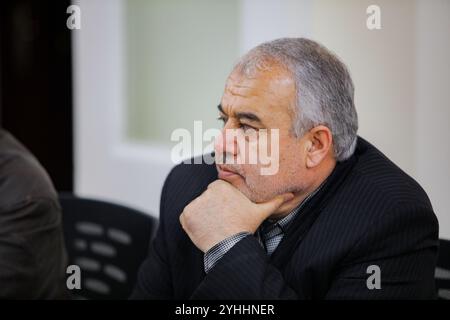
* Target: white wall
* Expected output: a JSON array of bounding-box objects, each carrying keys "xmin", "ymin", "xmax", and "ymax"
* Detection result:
[
  {"xmin": 415, "ymin": 0, "xmax": 450, "ymax": 239},
  {"xmin": 239, "ymin": 0, "xmax": 312, "ymax": 53},
  {"xmin": 72, "ymin": 0, "xmax": 173, "ymax": 217}
]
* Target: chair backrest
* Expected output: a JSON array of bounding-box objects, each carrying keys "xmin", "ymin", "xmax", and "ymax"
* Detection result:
[
  {"xmin": 59, "ymin": 193, "xmax": 157, "ymax": 300},
  {"xmin": 436, "ymin": 239, "xmax": 450, "ymax": 300}
]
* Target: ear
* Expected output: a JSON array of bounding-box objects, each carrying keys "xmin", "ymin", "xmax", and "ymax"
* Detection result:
[{"xmin": 305, "ymin": 125, "xmax": 333, "ymax": 168}]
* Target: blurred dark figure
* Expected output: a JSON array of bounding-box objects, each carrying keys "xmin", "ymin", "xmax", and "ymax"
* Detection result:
[
  {"xmin": 0, "ymin": 0, "xmax": 73, "ymax": 191},
  {"xmin": 0, "ymin": 128, "xmax": 68, "ymax": 299}
]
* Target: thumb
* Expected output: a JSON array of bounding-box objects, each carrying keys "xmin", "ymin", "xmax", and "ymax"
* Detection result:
[{"xmin": 257, "ymin": 193, "xmax": 295, "ymax": 218}]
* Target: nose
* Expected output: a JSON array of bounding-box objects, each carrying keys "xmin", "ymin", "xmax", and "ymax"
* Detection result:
[{"xmin": 214, "ymin": 127, "xmax": 238, "ymax": 158}]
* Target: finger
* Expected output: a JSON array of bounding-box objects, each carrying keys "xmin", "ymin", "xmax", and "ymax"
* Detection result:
[
  {"xmin": 257, "ymin": 193, "xmax": 294, "ymax": 217},
  {"xmin": 179, "ymin": 212, "xmax": 184, "ymax": 225},
  {"xmin": 209, "ymin": 179, "xmax": 229, "ymax": 188}
]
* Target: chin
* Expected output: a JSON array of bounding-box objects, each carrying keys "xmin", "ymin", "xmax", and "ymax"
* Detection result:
[
  {"xmin": 222, "ymin": 173, "xmax": 285, "ymax": 203},
  {"xmin": 239, "ymin": 185, "xmax": 277, "ymax": 203}
]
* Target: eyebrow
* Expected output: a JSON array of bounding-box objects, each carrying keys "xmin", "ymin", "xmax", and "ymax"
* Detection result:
[{"xmin": 217, "ymin": 104, "xmax": 262, "ymax": 124}]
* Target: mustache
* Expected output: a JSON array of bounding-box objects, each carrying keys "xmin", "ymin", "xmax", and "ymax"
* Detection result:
[{"xmin": 214, "ymin": 152, "xmax": 245, "ymax": 176}]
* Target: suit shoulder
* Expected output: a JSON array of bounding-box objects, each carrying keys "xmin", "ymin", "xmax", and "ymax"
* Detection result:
[
  {"xmin": 322, "ymin": 139, "xmax": 438, "ymax": 266},
  {"xmin": 166, "ymin": 155, "xmax": 217, "ymax": 187},
  {"xmin": 350, "ymin": 137, "xmax": 432, "ymax": 210},
  {"xmin": 160, "ymin": 155, "xmax": 217, "ymax": 219},
  {"xmin": 0, "ymin": 130, "xmax": 58, "ymax": 212},
  {"xmin": 326, "ymin": 137, "xmax": 437, "ymax": 239}
]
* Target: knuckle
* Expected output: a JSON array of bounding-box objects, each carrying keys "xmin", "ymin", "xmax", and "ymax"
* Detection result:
[
  {"xmin": 179, "ymin": 212, "xmax": 185, "ymax": 225},
  {"xmin": 207, "ymin": 181, "xmax": 218, "ymax": 189},
  {"xmin": 209, "ymin": 179, "xmax": 226, "ymax": 190},
  {"xmin": 181, "ymin": 208, "xmax": 193, "ymax": 224}
]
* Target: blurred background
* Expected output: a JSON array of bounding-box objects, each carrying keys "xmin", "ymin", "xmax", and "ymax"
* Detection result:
[{"xmin": 1, "ymin": 0, "xmax": 449, "ymax": 239}]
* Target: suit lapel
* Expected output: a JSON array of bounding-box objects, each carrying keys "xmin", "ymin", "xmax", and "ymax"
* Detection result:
[{"xmin": 269, "ymin": 152, "xmax": 358, "ymax": 270}]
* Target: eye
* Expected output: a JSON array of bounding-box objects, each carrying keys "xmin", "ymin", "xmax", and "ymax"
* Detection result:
[
  {"xmin": 217, "ymin": 116, "xmax": 227, "ymax": 125},
  {"xmin": 240, "ymin": 123, "xmax": 254, "ymax": 131}
]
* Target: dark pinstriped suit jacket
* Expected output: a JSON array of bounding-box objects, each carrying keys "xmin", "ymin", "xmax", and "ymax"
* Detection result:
[{"xmin": 132, "ymin": 137, "xmax": 439, "ymax": 299}]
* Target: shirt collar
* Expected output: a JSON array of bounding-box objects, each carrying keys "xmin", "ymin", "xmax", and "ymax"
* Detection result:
[{"xmin": 262, "ymin": 179, "xmax": 327, "ymax": 234}]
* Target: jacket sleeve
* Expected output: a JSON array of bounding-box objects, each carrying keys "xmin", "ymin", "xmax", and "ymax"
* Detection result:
[
  {"xmin": 0, "ymin": 234, "xmax": 38, "ymax": 299},
  {"xmin": 130, "ymin": 171, "xmax": 174, "ymax": 299},
  {"xmin": 0, "ymin": 198, "xmax": 68, "ymax": 299},
  {"xmin": 191, "ymin": 202, "xmax": 439, "ymax": 300},
  {"xmin": 191, "ymin": 235, "xmax": 300, "ymax": 299},
  {"xmin": 325, "ymin": 203, "xmax": 439, "ymax": 299}
]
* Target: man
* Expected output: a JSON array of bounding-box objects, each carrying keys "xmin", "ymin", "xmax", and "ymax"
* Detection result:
[
  {"xmin": 0, "ymin": 128, "xmax": 68, "ymax": 299},
  {"xmin": 132, "ymin": 38, "xmax": 439, "ymax": 299}
]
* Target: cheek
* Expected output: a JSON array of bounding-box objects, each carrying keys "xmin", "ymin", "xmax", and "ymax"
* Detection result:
[
  {"xmin": 280, "ymin": 136, "xmax": 305, "ymax": 160},
  {"xmin": 276, "ymin": 140, "xmax": 307, "ymax": 177},
  {"xmin": 240, "ymin": 163, "xmax": 258, "ymax": 178},
  {"xmin": 241, "ymin": 163, "xmax": 281, "ymax": 186},
  {"xmin": 241, "ymin": 136, "xmax": 302, "ymax": 178}
]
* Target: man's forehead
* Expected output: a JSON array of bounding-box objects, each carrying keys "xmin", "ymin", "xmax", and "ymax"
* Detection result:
[
  {"xmin": 221, "ymin": 68, "xmax": 295, "ymax": 115},
  {"xmin": 226, "ymin": 67, "xmax": 290, "ymax": 90}
]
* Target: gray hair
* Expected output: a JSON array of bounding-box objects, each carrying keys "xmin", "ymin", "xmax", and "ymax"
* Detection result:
[{"xmin": 233, "ymin": 38, "xmax": 358, "ymax": 161}]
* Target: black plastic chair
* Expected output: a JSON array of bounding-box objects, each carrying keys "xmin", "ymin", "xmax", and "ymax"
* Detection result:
[
  {"xmin": 59, "ymin": 193, "xmax": 158, "ymax": 300},
  {"xmin": 436, "ymin": 239, "xmax": 450, "ymax": 300}
]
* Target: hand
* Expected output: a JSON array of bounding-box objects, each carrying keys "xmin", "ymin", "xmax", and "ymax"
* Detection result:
[{"xmin": 179, "ymin": 180, "xmax": 294, "ymax": 252}]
